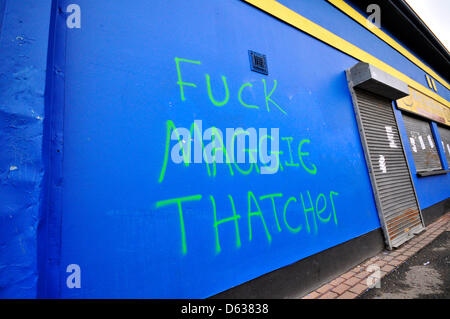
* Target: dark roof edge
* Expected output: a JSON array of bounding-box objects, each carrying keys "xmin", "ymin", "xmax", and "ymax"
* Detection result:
[{"xmin": 390, "ymin": 0, "xmax": 449, "ymax": 61}]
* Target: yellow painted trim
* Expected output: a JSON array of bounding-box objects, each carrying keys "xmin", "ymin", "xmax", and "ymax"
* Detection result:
[
  {"xmin": 242, "ymin": 0, "xmax": 450, "ymax": 109},
  {"xmin": 326, "ymin": 0, "xmax": 450, "ymax": 91},
  {"xmin": 425, "ymin": 75, "xmax": 432, "ymax": 89},
  {"xmin": 432, "ymin": 78, "xmax": 438, "ymax": 92}
]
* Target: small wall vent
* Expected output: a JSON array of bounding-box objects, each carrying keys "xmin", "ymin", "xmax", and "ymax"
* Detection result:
[{"xmin": 248, "ymin": 50, "xmax": 268, "ymax": 75}]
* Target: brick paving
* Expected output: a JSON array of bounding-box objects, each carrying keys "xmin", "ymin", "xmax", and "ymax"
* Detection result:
[{"xmin": 301, "ymin": 212, "xmax": 449, "ymax": 299}]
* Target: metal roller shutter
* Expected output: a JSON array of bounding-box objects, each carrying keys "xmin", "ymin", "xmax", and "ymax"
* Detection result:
[
  {"xmin": 438, "ymin": 125, "xmax": 450, "ymax": 166},
  {"xmin": 352, "ymin": 88, "xmax": 425, "ymax": 249},
  {"xmin": 402, "ymin": 114, "xmax": 443, "ymax": 172}
]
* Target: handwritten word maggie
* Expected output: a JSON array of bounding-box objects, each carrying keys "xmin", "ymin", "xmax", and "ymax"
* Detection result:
[
  {"xmin": 175, "ymin": 57, "xmax": 287, "ymax": 115},
  {"xmin": 158, "ymin": 120, "xmax": 317, "ymax": 183},
  {"xmin": 155, "ymin": 190, "xmax": 339, "ymax": 255}
]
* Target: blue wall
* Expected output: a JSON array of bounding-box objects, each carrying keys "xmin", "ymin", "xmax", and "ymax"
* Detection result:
[
  {"xmin": 1, "ymin": 0, "xmax": 448, "ymax": 299},
  {"xmin": 49, "ymin": 0, "xmax": 381, "ymax": 298},
  {"xmin": 0, "ymin": 0, "xmax": 52, "ymax": 298}
]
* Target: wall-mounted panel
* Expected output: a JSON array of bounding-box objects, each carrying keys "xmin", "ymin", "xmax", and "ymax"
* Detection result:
[{"xmin": 402, "ymin": 114, "xmax": 443, "ymax": 172}]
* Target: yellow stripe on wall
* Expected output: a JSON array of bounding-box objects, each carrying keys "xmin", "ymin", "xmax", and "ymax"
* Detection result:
[
  {"xmin": 327, "ymin": 0, "xmax": 450, "ymax": 92},
  {"xmin": 431, "ymin": 78, "xmax": 438, "ymax": 92},
  {"xmin": 425, "ymin": 75, "xmax": 432, "ymax": 90},
  {"xmin": 242, "ymin": 0, "xmax": 450, "ymax": 109}
]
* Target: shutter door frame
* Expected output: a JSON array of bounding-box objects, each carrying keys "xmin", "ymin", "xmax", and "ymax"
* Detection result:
[{"xmin": 346, "ymin": 65, "xmax": 425, "ymax": 250}]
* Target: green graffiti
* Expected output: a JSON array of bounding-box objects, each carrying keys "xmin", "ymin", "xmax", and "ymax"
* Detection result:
[
  {"xmin": 277, "ymin": 150, "xmax": 284, "ymax": 172},
  {"xmin": 189, "ymin": 121, "xmax": 212, "ymax": 177},
  {"xmin": 330, "ymin": 191, "xmax": 339, "ymax": 225},
  {"xmin": 283, "ymin": 197, "xmax": 302, "ymax": 233},
  {"xmin": 158, "ymin": 120, "xmax": 191, "ymax": 183},
  {"xmin": 315, "ymin": 193, "xmax": 329, "ymax": 223},
  {"xmin": 238, "ymin": 83, "xmax": 259, "ymax": 109},
  {"xmin": 259, "ymin": 135, "xmax": 283, "ymax": 173},
  {"xmin": 298, "ymin": 139, "xmax": 317, "ymax": 175},
  {"xmin": 154, "ymin": 189, "xmax": 340, "ymax": 255},
  {"xmin": 300, "ymin": 191, "xmax": 318, "ymax": 234},
  {"xmin": 211, "ymin": 195, "xmax": 242, "ymax": 254},
  {"xmin": 210, "ymin": 195, "xmax": 241, "ymax": 253},
  {"xmin": 259, "ymin": 193, "xmax": 283, "ymax": 232},
  {"xmin": 155, "ymin": 195, "xmax": 202, "ymax": 255},
  {"xmin": 206, "ymin": 74, "xmax": 230, "ymax": 107},
  {"xmin": 209, "ymin": 127, "xmax": 235, "ymax": 177},
  {"xmin": 262, "ymin": 79, "xmax": 287, "ymax": 115},
  {"xmin": 175, "ymin": 57, "xmax": 201, "ymax": 101},
  {"xmin": 282, "ymin": 137, "xmax": 299, "ymax": 167},
  {"xmin": 248, "ymin": 149, "xmax": 260, "ymax": 174},
  {"xmin": 248, "ymin": 191, "xmax": 272, "ymax": 243},
  {"xmin": 159, "ymin": 120, "xmax": 240, "ymax": 183},
  {"xmin": 232, "ymin": 149, "xmax": 260, "ymax": 175},
  {"xmin": 231, "ymin": 130, "xmax": 259, "ymax": 175},
  {"xmin": 154, "ymin": 58, "xmax": 348, "ymax": 255}
]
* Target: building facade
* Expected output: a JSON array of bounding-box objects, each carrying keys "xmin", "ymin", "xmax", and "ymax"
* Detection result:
[{"xmin": 0, "ymin": 0, "xmax": 449, "ymax": 298}]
